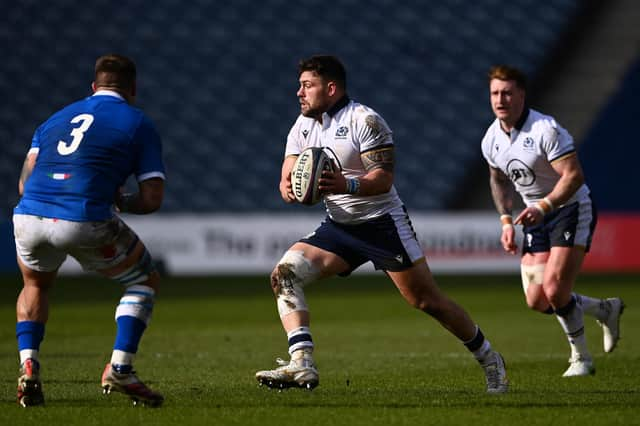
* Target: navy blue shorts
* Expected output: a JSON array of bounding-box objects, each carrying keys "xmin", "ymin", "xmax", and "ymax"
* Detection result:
[
  {"xmin": 522, "ymin": 199, "xmax": 597, "ymax": 254},
  {"xmin": 300, "ymin": 206, "xmax": 425, "ymax": 275}
]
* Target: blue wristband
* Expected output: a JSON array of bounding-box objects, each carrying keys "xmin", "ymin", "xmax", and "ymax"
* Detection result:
[{"xmin": 346, "ymin": 178, "xmax": 360, "ymax": 195}]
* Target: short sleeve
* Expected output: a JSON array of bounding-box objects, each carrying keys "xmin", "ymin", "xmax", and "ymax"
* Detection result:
[
  {"xmin": 541, "ymin": 119, "xmax": 575, "ymax": 163},
  {"xmin": 355, "ymin": 111, "xmax": 393, "ymax": 153}
]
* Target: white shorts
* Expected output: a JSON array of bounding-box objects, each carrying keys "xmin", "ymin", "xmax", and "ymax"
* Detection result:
[{"xmin": 13, "ymin": 214, "xmax": 139, "ymax": 272}]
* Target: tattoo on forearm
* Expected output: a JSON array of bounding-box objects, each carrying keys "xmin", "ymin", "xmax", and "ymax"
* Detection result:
[
  {"xmin": 490, "ymin": 174, "xmax": 514, "ymax": 216},
  {"xmin": 361, "ymin": 147, "xmax": 394, "ymax": 172}
]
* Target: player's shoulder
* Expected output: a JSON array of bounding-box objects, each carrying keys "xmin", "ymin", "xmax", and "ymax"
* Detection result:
[
  {"xmin": 526, "ymin": 109, "xmax": 560, "ymax": 133},
  {"xmin": 481, "ymin": 118, "xmax": 501, "ymax": 143},
  {"xmin": 348, "ymin": 100, "xmax": 380, "ymax": 120},
  {"xmin": 347, "ymin": 100, "xmax": 391, "ymax": 133}
]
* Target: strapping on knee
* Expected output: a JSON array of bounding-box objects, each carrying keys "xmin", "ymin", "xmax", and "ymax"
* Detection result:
[
  {"xmin": 273, "ymin": 250, "xmax": 318, "ymax": 318},
  {"xmin": 112, "ymin": 249, "xmax": 155, "ymax": 286},
  {"xmin": 520, "ymin": 263, "xmax": 545, "ymax": 294}
]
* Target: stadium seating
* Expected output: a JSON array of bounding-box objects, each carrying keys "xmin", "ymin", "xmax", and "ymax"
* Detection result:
[
  {"xmin": 579, "ymin": 55, "xmax": 640, "ymax": 211},
  {"xmin": 0, "ymin": 0, "xmax": 582, "ymax": 218}
]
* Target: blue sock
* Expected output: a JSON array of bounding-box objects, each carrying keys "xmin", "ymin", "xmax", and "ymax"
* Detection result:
[
  {"xmin": 16, "ymin": 321, "xmax": 45, "ymax": 352},
  {"xmin": 114, "ymin": 316, "xmax": 147, "ymax": 354}
]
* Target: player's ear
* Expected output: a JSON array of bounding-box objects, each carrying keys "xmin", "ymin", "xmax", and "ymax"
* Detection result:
[
  {"xmin": 91, "ymin": 82, "xmax": 97, "ymax": 93},
  {"xmin": 326, "ymin": 81, "xmax": 337, "ymax": 97}
]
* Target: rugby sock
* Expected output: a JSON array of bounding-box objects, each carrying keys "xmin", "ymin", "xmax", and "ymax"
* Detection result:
[
  {"xmin": 287, "ymin": 326, "xmax": 314, "ymax": 355},
  {"xmin": 463, "ymin": 326, "xmax": 492, "ymax": 362},
  {"xmin": 111, "ymin": 285, "xmax": 155, "ymax": 372},
  {"xmin": 555, "ymin": 296, "xmax": 589, "ymax": 359},
  {"xmin": 16, "ymin": 321, "xmax": 45, "ymax": 365},
  {"xmin": 574, "ymin": 293, "xmax": 608, "ymax": 321}
]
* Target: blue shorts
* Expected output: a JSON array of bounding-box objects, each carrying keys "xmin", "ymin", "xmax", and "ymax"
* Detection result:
[
  {"xmin": 522, "ymin": 198, "xmax": 597, "ymax": 254},
  {"xmin": 300, "ymin": 206, "xmax": 425, "ymax": 275}
]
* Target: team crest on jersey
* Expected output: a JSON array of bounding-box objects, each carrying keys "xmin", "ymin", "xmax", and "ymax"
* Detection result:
[
  {"xmin": 522, "ymin": 137, "xmax": 535, "ymax": 151},
  {"xmin": 335, "ymin": 126, "xmax": 349, "ymax": 138},
  {"xmin": 506, "ymin": 159, "xmax": 535, "ymax": 186}
]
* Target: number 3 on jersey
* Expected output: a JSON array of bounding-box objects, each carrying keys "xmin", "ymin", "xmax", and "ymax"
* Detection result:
[{"xmin": 57, "ymin": 113, "xmax": 94, "ymax": 155}]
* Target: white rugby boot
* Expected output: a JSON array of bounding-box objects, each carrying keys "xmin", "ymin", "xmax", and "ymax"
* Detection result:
[
  {"xmin": 562, "ymin": 354, "xmax": 595, "ymax": 377},
  {"xmin": 597, "ymin": 298, "xmax": 624, "ymax": 353},
  {"xmin": 256, "ymin": 349, "xmax": 319, "ymax": 390},
  {"xmin": 481, "ymin": 351, "xmax": 509, "ymax": 394}
]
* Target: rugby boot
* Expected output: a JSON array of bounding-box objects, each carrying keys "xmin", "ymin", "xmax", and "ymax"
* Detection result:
[
  {"xmin": 562, "ymin": 354, "xmax": 595, "ymax": 377},
  {"xmin": 256, "ymin": 349, "xmax": 319, "ymax": 390},
  {"xmin": 17, "ymin": 358, "xmax": 44, "ymax": 407},
  {"xmin": 481, "ymin": 351, "xmax": 509, "ymax": 394},
  {"xmin": 101, "ymin": 363, "xmax": 164, "ymax": 407},
  {"xmin": 597, "ymin": 298, "xmax": 624, "ymax": 353}
]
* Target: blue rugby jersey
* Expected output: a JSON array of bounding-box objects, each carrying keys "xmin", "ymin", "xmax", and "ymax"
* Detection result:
[{"xmin": 15, "ymin": 91, "xmax": 165, "ymax": 221}]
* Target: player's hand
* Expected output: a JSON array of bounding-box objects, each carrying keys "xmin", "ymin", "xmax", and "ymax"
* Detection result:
[
  {"xmin": 514, "ymin": 206, "xmax": 543, "ymax": 227},
  {"xmin": 318, "ymin": 161, "xmax": 346, "ymax": 194},
  {"xmin": 501, "ymin": 225, "xmax": 518, "ymax": 254},
  {"xmin": 279, "ymin": 177, "xmax": 296, "ymax": 203}
]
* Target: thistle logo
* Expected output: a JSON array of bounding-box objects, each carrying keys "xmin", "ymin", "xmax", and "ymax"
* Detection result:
[{"xmin": 523, "ymin": 137, "xmax": 535, "ymax": 150}]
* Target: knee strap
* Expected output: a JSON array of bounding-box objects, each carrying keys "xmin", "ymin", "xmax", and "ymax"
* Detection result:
[
  {"xmin": 274, "ymin": 250, "xmax": 318, "ymax": 317},
  {"xmin": 112, "ymin": 249, "xmax": 155, "ymax": 286},
  {"xmin": 520, "ymin": 263, "xmax": 545, "ymax": 295}
]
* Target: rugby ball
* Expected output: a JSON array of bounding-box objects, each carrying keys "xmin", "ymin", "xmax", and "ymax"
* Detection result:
[{"xmin": 291, "ymin": 147, "xmax": 333, "ymax": 205}]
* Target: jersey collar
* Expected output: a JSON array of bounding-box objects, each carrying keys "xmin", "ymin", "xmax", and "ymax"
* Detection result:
[
  {"xmin": 326, "ymin": 95, "xmax": 350, "ymax": 117},
  {"xmin": 92, "ymin": 90, "xmax": 125, "ymax": 101},
  {"xmin": 514, "ymin": 107, "xmax": 530, "ymax": 131}
]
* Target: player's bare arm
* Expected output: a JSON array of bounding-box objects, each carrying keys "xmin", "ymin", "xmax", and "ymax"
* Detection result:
[
  {"xmin": 489, "ymin": 166, "xmax": 518, "ymax": 253},
  {"xmin": 319, "ymin": 146, "xmax": 394, "ymax": 196},
  {"xmin": 116, "ymin": 177, "xmax": 164, "ymax": 214},
  {"xmin": 489, "ymin": 166, "xmax": 514, "ymax": 216},
  {"xmin": 280, "ymin": 155, "xmax": 298, "ymax": 203},
  {"xmin": 515, "ymin": 154, "xmax": 584, "ymax": 226},
  {"xmin": 547, "ymin": 153, "xmax": 585, "ymax": 206},
  {"xmin": 18, "ymin": 152, "xmax": 37, "ymax": 196}
]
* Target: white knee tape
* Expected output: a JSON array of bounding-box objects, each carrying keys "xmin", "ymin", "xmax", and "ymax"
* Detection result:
[
  {"xmin": 274, "ymin": 250, "xmax": 318, "ymax": 317},
  {"xmin": 520, "ymin": 264, "xmax": 545, "ymax": 295}
]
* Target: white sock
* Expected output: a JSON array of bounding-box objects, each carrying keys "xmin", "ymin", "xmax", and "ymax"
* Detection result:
[
  {"xmin": 556, "ymin": 298, "xmax": 590, "ymax": 360},
  {"xmin": 19, "ymin": 349, "xmax": 38, "ymax": 365},
  {"xmin": 574, "ymin": 293, "xmax": 607, "ymax": 321}
]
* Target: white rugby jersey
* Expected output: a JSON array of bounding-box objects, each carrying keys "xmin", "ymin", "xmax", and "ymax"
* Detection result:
[
  {"xmin": 285, "ymin": 97, "xmax": 403, "ymax": 224},
  {"xmin": 481, "ymin": 108, "xmax": 590, "ymax": 207}
]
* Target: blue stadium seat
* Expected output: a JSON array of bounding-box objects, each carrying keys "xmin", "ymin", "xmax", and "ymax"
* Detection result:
[{"xmin": 0, "ymin": 0, "xmax": 582, "ymax": 218}]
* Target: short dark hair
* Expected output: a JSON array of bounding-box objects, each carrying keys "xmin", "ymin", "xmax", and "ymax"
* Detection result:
[
  {"xmin": 488, "ymin": 65, "xmax": 527, "ymax": 90},
  {"xmin": 298, "ymin": 55, "xmax": 347, "ymax": 90},
  {"xmin": 94, "ymin": 54, "xmax": 136, "ymax": 91}
]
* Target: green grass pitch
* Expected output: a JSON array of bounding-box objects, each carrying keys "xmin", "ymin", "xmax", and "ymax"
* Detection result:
[{"xmin": 0, "ymin": 273, "xmax": 638, "ymax": 425}]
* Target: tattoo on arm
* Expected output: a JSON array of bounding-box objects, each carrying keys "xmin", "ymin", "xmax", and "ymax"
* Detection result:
[
  {"xmin": 361, "ymin": 146, "xmax": 394, "ymax": 172},
  {"xmin": 489, "ymin": 167, "xmax": 514, "ymax": 216}
]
